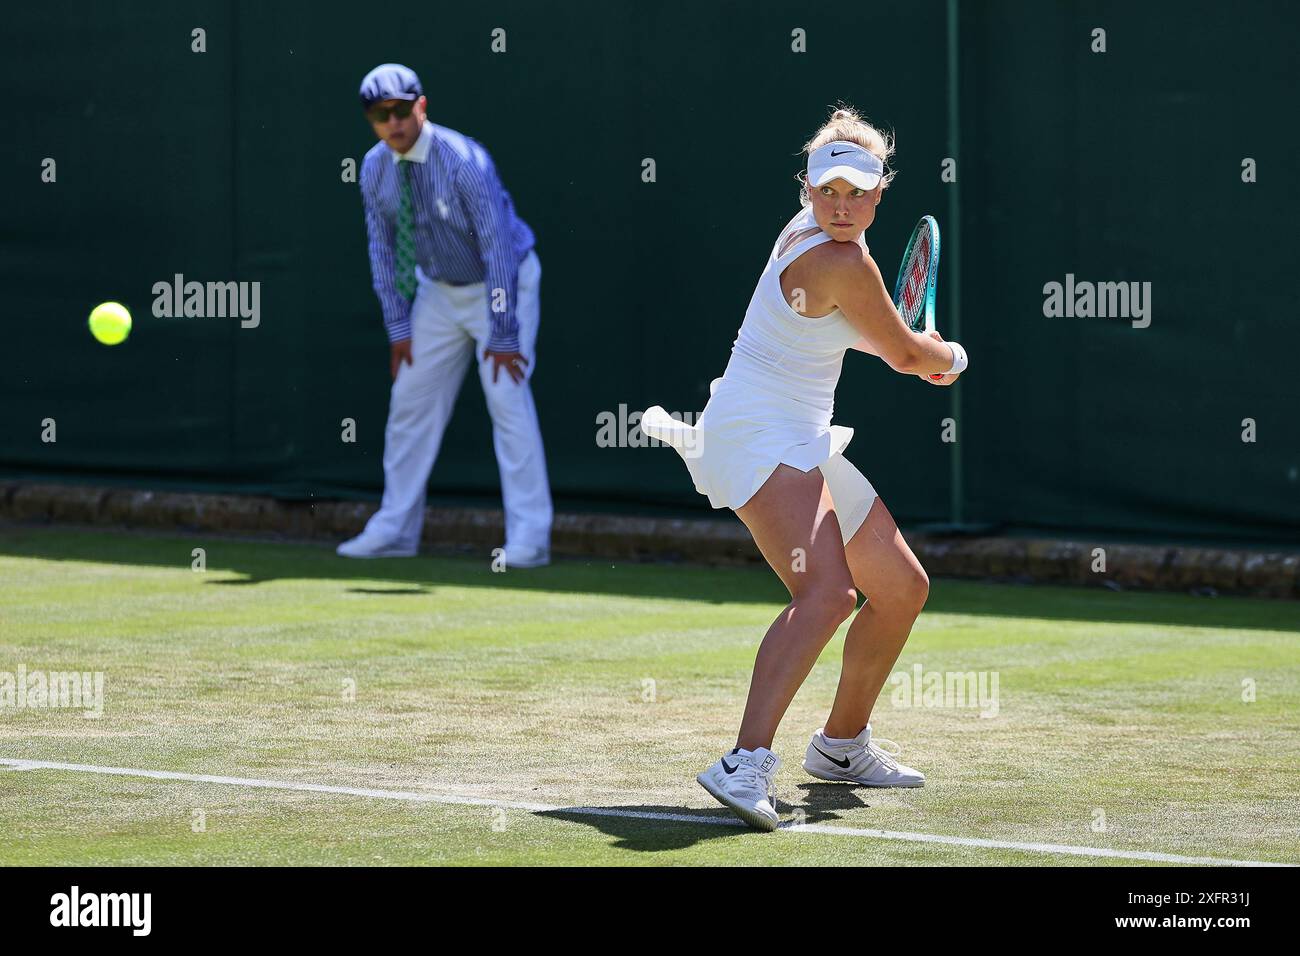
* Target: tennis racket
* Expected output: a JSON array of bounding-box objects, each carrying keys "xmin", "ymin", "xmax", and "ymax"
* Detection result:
[{"xmin": 892, "ymin": 215, "xmax": 943, "ymax": 379}]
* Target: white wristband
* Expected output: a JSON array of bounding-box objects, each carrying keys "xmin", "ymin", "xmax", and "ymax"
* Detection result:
[{"xmin": 944, "ymin": 341, "xmax": 968, "ymax": 375}]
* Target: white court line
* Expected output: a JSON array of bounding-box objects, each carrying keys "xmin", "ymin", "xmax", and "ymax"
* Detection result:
[{"xmin": 2, "ymin": 758, "xmax": 1290, "ymax": 867}]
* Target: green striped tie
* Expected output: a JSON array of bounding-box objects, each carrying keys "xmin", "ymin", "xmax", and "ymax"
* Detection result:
[{"xmin": 394, "ymin": 159, "xmax": 417, "ymax": 301}]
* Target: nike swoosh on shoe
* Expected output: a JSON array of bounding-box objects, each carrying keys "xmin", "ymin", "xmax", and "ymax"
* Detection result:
[{"xmin": 812, "ymin": 745, "xmax": 852, "ymax": 769}]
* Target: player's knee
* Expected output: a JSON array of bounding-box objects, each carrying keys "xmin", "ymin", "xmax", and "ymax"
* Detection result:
[
  {"xmin": 904, "ymin": 567, "xmax": 930, "ymax": 616},
  {"xmin": 791, "ymin": 576, "xmax": 857, "ymax": 630},
  {"xmin": 836, "ymin": 584, "xmax": 862, "ymax": 623},
  {"xmin": 866, "ymin": 567, "xmax": 928, "ymax": 619},
  {"xmin": 810, "ymin": 581, "xmax": 859, "ymax": 627}
]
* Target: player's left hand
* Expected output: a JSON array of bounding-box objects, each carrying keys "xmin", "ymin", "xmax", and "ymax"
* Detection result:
[{"xmin": 484, "ymin": 348, "xmax": 528, "ymax": 384}]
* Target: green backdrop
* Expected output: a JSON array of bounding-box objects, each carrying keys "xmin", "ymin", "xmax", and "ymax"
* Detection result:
[{"xmin": 2, "ymin": 0, "xmax": 1297, "ymax": 544}]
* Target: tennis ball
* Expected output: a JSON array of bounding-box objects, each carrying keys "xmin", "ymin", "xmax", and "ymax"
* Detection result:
[{"xmin": 88, "ymin": 302, "xmax": 132, "ymax": 346}]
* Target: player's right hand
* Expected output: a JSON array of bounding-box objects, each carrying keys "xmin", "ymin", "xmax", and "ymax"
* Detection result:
[
  {"xmin": 922, "ymin": 370, "xmax": 960, "ymax": 386},
  {"xmin": 390, "ymin": 339, "xmax": 413, "ymax": 380},
  {"xmin": 920, "ymin": 330, "xmax": 954, "ymax": 383}
]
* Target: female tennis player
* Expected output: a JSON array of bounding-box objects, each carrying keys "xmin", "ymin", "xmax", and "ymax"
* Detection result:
[{"xmin": 640, "ymin": 106, "xmax": 969, "ymax": 831}]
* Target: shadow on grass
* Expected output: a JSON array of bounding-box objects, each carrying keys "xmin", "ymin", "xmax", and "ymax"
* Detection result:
[
  {"xmin": 538, "ymin": 807, "xmax": 751, "ymax": 852},
  {"xmin": 1, "ymin": 524, "xmax": 1295, "ymax": 632},
  {"xmin": 537, "ymin": 786, "xmax": 882, "ymax": 852},
  {"xmin": 345, "ymin": 587, "xmax": 430, "ymax": 595}
]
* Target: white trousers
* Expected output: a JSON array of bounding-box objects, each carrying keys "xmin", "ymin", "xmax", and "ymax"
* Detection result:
[{"xmin": 361, "ymin": 249, "xmax": 552, "ymax": 552}]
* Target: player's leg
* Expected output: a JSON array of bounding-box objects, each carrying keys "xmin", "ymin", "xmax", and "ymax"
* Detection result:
[
  {"xmin": 347, "ymin": 277, "xmax": 474, "ymax": 554},
  {"xmin": 731, "ymin": 463, "xmax": 860, "ymax": 752},
  {"xmin": 832, "ymin": 497, "xmax": 929, "ymax": 734},
  {"xmin": 472, "ymin": 250, "xmax": 552, "ymax": 564},
  {"xmin": 802, "ymin": 494, "xmax": 930, "ymax": 786},
  {"xmin": 697, "ymin": 462, "xmax": 858, "ymax": 829}
]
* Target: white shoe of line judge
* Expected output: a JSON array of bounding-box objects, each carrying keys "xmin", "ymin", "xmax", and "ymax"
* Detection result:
[
  {"xmin": 337, "ymin": 532, "xmax": 550, "ymax": 568},
  {"xmin": 335, "ymin": 530, "xmax": 418, "ymax": 559}
]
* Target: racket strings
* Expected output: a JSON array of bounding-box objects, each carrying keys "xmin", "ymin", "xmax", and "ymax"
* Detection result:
[{"xmin": 899, "ymin": 236, "xmax": 930, "ymax": 327}]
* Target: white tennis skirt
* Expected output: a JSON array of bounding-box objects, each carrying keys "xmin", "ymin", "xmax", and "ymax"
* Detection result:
[{"xmin": 641, "ymin": 376, "xmax": 878, "ymax": 545}]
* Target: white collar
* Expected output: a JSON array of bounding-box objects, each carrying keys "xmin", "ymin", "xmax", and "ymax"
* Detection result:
[{"xmin": 391, "ymin": 120, "xmax": 434, "ymax": 164}]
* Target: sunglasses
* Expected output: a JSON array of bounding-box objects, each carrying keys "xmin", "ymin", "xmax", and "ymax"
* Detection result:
[{"xmin": 366, "ymin": 100, "xmax": 416, "ymax": 123}]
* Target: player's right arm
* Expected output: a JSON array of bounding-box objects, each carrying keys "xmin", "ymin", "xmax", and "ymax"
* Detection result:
[{"xmin": 820, "ymin": 242, "xmax": 955, "ymax": 378}]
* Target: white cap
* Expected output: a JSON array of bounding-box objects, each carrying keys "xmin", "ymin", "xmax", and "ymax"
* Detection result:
[{"xmin": 807, "ymin": 140, "xmax": 883, "ymax": 191}]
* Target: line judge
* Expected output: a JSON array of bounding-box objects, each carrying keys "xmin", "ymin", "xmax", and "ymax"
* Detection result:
[{"xmin": 339, "ymin": 63, "xmax": 552, "ymax": 568}]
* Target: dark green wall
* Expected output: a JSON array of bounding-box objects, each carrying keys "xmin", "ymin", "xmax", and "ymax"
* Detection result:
[
  {"xmin": 959, "ymin": 1, "xmax": 1300, "ymax": 542},
  {"xmin": 2, "ymin": 1, "xmax": 1296, "ymax": 544}
]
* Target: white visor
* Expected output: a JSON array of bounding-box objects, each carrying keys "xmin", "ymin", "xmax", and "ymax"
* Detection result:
[{"xmin": 807, "ymin": 140, "xmax": 883, "ymax": 191}]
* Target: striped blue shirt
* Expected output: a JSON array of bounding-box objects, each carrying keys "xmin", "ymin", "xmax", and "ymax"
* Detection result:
[{"xmin": 360, "ymin": 121, "xmax": 535, "ymax": 351}]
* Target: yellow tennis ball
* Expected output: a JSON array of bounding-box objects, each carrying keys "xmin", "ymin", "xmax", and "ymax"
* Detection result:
[{"xmin": 88, "ymin": 302, "xmax": 132, "ymax": 346}]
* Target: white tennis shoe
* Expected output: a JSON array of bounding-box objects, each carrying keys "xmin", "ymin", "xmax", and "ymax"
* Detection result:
[
  {"xmin": 336, "ymin": 532, "xmax": 418, "ymax": 558},
  {"xmin": 802, "ymin": 724, "xmax": 925, "ymax": 787},
  {"xmin": 697, "ymin": 747, "xmax": 781, "ymax": 832},
  {"xmin": 498, "ymin": 544, "xmax": 551, "ymax": 569}
]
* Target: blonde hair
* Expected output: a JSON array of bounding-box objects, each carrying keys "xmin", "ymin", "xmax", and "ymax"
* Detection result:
[{"xmin": 797, "ymin": 104, "xmax": 896, "ymax": 205}]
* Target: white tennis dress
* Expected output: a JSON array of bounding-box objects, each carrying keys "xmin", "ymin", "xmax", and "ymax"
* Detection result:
[{"xmin": 641, "ymin": 205, "xmax": 880, "ymax": 545}]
